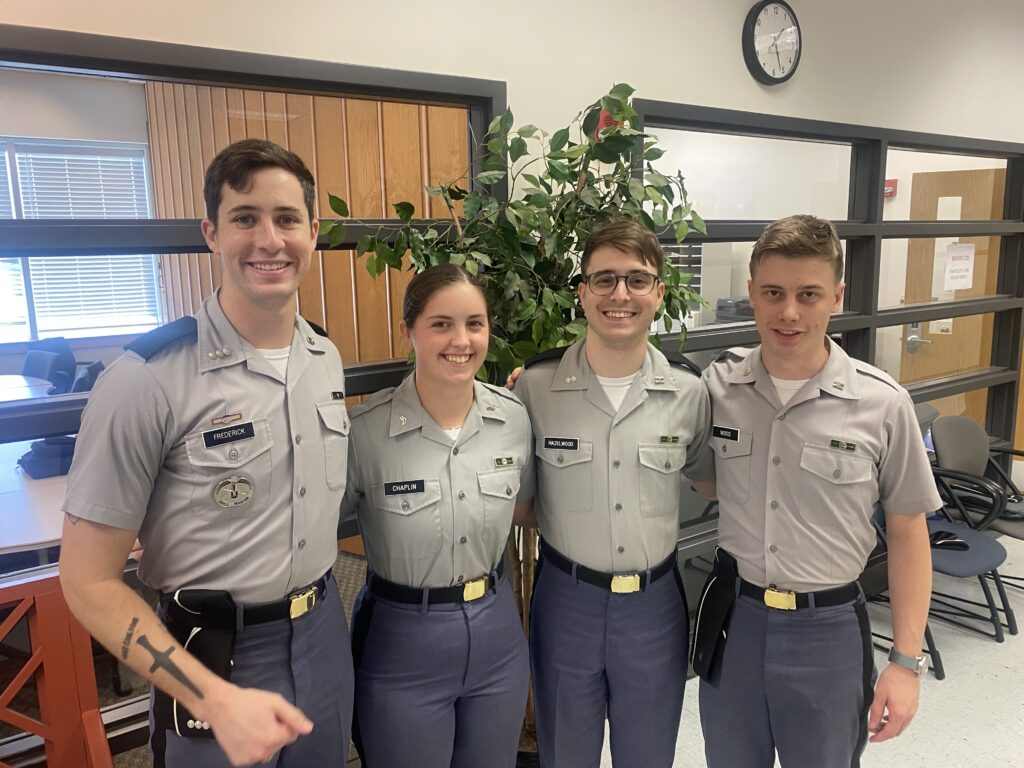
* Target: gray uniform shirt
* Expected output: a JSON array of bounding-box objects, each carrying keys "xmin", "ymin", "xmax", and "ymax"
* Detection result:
[
  {"xmin": 63, "ymin": 293, "xmax": 349, "ymax": 603},
  {"xmin": 704, "ymin": 343, "xmax": 942, "ymax": 593},
  {"xmin": 341, "ymin": 377, "xmax": 535, "ymax": 589},
  {"xmin": 516, "ymin": 338, "xmax": 714, "ymax": 573}
]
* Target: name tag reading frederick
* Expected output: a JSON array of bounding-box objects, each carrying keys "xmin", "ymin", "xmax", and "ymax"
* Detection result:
[
  {"xmin": 711, "ymin": 426, "xmax": 739, "ymax": 441},
  {"xmin": 544, "ymin": 437, "xmax": 579, "ymax": 451},
  {"xmin": 385, "ymin": 480, "xmax": 425, "ymax": 495},
  {"xmin": 203, "ymin": 422, "xmax": 255, "ymax": 448}
]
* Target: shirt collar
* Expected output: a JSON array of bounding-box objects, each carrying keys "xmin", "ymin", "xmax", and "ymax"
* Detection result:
[
  {"xmin": 388, "ymin": 376, "xmax": 506, "ymax": 438},
  {"xmin": 723, "ymin": 341, "xmax": 859, "ymax": 399},
  {"xmin": 549, "ymin": 337, "xmax": 679, "ymax": 392}
]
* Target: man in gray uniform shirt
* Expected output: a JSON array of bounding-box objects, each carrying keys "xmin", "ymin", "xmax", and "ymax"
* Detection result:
[
  {"xmin": 59, "ymin": 140, "xmax": 353, "ymax": 767},
  {"xmin": 695, "ymin": 215, "xmax": 940, "ymax": 767},
  {"xmin": 515, "ymin": 219, "xmax": 715, "ymax": 768}
]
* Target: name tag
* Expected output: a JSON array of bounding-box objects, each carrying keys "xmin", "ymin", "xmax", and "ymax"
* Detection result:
[
  {"xmin": 203, "ymin": 422, "xmax": 255, "ymax": 448},
  {"xmin": 332, "ymin": 391, "xmax": 345, "ymax": 400},
  {"xmin": 544, "ymin": 437, "xmax": 579, "ymax": 450},
  {"xmin": 384, "ymin": 480, "xmax": 425, "ymax": 495},
  {"xmin": 711, "ymin": 426, "xmax": 739, "ymax": 441}
]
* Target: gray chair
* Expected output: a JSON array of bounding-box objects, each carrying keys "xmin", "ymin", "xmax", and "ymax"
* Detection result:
[
  {"xmin": 21, "ymin": 349, "xmax": 72, "ymax": 394},
  {"xmin": 929, "ymin": 416, "xmax": 1018, "ymax": 641}
]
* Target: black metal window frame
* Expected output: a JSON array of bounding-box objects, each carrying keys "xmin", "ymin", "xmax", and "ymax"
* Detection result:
[
  {"xmin": 635, "ymin": 100, "xmax": 1024, "ymax": 443},
  {"xmin": 0, "ymin": 24, "xmax": 507, "ymax": 441}
]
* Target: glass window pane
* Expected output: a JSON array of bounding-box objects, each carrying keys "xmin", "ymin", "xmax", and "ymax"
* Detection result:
[
  {"xmin": 875, "ymin": 313, "xmax": 994, "ymax": 385},
  {"xmin": 647, "ymin": 128, "xmax": 850, "ymax": 221},
  {"xmin": 0, "ymin": 258, "xmax": 30, "ymax": 343},
  {"xmin": 919, "ymin": 391, "xmax": 989, "ymax": 433},
  {"xmin": 883, "ymin": 149, "xmax": 1007, "ymax": 221},
  {"xmin": 879, "ymin": 236, "xmax": 1003, "ymax": 309}
]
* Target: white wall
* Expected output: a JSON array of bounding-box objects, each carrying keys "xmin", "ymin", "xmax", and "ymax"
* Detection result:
[{"xmin": 1, "ymin": 0, "xmax": 1021, "ymax": 142}]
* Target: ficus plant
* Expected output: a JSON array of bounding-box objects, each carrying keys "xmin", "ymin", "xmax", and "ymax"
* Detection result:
[{"xmin": 320, "ymin": 83, "xmax": 706, "ymax": 383}]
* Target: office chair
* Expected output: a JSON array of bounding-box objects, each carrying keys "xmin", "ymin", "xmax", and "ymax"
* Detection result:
[
  {"xmin": 21, "ymin": 349, "xmax": 72, "ymax": 394},
  {"xmin": 71, "ymin": 360, "xmax": 105, "ymax": 392},
  {"xmin": 927, "ymin": 416, "xmax": 1018, "ymax": 641}
]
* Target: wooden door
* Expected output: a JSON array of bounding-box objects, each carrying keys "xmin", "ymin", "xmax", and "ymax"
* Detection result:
[{"xmin": 898, "ymin": 168, "xmax": 1004, "ymax": 425}]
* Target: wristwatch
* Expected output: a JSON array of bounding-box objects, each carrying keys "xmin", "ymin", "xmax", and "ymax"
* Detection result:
[{"xmin": 888, "ymin": 648, "xmax": 927, "ymax": 676}]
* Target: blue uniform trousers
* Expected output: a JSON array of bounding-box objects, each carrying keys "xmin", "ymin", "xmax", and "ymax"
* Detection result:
[
  {"xmin": 150, "ymin": 575, "xmax": 353, "ymax": 768},
  {"xmin": 699, "ymin": 591, "xmax": 875, "ymax": 768},
  {"xmin": 530, "ymin": 550, "xmax": 689, "ymax": 768},
  {"xmin": 351, "ymin": 575, "xmax": 529, "ymax": 768}
]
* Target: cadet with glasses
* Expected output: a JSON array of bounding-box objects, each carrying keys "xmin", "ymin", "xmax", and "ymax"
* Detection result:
[
  {"xmin": 342, "ymin": 264, "xmax": 535, "ymax": 768},
  {"xmin": 693, "ymin": 215, "xmax": 939, "ymax": 767},
  {"xmin": 513, "ymin": 218, "xmax": 715, "ymax": 768},
  {"xmin": 60, "ymin": 139, "xmax": 354, "ymax": 767}
]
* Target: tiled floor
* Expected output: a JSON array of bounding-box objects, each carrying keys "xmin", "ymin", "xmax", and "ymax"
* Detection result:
[{"xmin": 601, "ymin": 535, "xmax": 1024, "ymax": 767}]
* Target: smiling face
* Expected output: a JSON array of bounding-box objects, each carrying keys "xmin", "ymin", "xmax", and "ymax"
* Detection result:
[
  {"xmin": 578, "ymin": 245, "xmax": 664, "ymax": 351},
  {"xmin": 201, "ymin": 167, "xmax": 317, "ymax": 314},
  {"xmin": 402, "ymin": 281, "xmax": 490, "ymax": 392},
  {"xmin": 748, "ymin": 252, "xmax": 845, "ymax": 378}
]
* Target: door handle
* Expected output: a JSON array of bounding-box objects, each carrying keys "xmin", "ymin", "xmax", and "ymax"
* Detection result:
[{"xmin": 905, "ymin": 334, "xmax": 934, "ymax": 354}]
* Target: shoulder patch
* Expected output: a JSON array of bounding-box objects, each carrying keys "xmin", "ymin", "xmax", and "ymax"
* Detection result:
[
  {"xmin": 124, "ymin": 317, "xmax": 198, "ymax": 361},
  {"xmin": 305, "ymin": 319, "xmax": 329, "ymax": 338},
  {"xmin": 349, "ymin": 386, "xmax": 396, "ymax": 420},
  {"xmin": 524, "ymin": 345, "xmax": 570, "ymax": 369},
  {"xmin": 852, "ymin": 359, "xmax": 902, "ymax": 392},
  {"xmin": 662, "ymin": 349, "xmax": 701, "ymax": 377}
]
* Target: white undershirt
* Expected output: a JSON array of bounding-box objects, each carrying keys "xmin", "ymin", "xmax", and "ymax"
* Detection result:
[
  {"xmin": 257, "ymin": 346, "xmax": 291, "ymax": 378},
  {"xmin": 444, "ymin": 426, "xmax": 462, "ymax": 440},
  {"xmin": 595, "ymin": 372, "xmax": 637, "ymax": 412},
  {"xmin": 770, "ymin": 375, "xmax": 809, "ymax": 407}
]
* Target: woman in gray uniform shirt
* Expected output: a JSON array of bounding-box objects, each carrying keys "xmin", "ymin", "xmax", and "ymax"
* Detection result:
[{"xmin": 342, "ymin": 264, "xmax": 535, "ymax": 768}]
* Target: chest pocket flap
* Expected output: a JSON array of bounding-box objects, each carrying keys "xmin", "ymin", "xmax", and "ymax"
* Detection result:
[
  {"xmin": 638, "ymin": 443, "xmax": 687, "ymax": 474},
  {"xmin": 186, "ymin": 418, "xmax": 273, "ymax": 468},
  {"xmin": 710, "ymin": 429, "xmax": 752, "ymax": 460},
  {"xmin": 478, "ymin": 467, "xmax": 521, "ymax": 499},
  {"xmin": 536, "ymin": 438, "xmax": 593, "ymax": 468},
  {"xmin": 800, "ymin": 444, "xmax": 874, "ymax": 485},
  {"xmin": 317, "ymin": 401, "xmax": 350, "ymax": 435},
  {"xmin": 372, "ymin": 480, "xmax": 442, "ymax": 516}
]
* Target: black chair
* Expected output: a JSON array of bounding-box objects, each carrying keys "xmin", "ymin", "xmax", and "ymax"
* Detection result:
[
  {"xmin": 21, "ymin": 349, "xmax": 72, "ymax": 394},
  {"xmin": 71, "ymin": 360, "xmax": 105, "ymax": 392}
]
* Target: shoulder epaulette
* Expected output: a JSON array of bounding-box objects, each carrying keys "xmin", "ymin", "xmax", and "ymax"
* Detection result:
[
  {"xmin": 524, "ymin": 345, "xmax": 571, "ymax": 369},
  {"xmin": 349, "ymin": 387, "xmax": 396, "ymax": 420},
  {"xmin": 480, "ymin": 380, "xmax": 525, "ymax": 405},
  {"xmin": 305, "ymin": 319, "xmax": 329, "ymax": 338},
  {"xmin": 662, "ymin": 349, "xmax": 701, "ymax": 377},
  {"xmin": 713, "ymin": 347, "xmax": 750, "ymax": 363},
  {"xmin": 125, "ymin": 317, "xmax": 198, "ymax": 361},
  {"xmin": 851, "ymin": 359, "xmax": 902, "ymax": 392}
]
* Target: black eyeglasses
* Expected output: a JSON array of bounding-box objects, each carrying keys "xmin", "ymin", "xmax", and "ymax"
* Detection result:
[{"xmin": 582, "ymin": 270, "xmax": 660, "ymax": 296}]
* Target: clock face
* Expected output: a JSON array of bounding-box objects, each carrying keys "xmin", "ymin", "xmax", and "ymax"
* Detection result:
[{"xmin": 744, "ymin": 1, "xmax": 801, "ymax": 85}]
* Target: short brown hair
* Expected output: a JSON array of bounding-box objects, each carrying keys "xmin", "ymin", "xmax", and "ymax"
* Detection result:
[
  {"xmin": 403, "ymin": 263, "xmax": 490, "ymax": 328},
  {"xmin": 749, "ymin": 214, "xmax": 844, "ymax": 283},
  {"xmin": 581, "ymin": 218, "xmax": 665, "ymax": 276},
  {"xmin": 203, "ymin": 139, "xmax": 316, "ymax": 225}
]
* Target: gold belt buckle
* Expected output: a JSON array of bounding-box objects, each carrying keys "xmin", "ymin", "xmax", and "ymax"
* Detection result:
[
  {"xmin": 610, "ymin": 574, "xmax": 641, "ymax": 594},
  {"xmin": 462, "ymin": 577, "xmax": 488, "ymax": 602},
  {"xmin": 763, "ymin": 585, "xmax": 797, "ymax": 611},
  {"xmin": 289, "ymin": 586, "xmax": 318, "ymax": 619}
]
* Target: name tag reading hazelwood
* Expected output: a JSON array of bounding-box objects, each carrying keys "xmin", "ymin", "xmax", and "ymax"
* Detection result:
[{"xmin": 544, "ymin": 437, "xmax": 580, "ymax": 450}]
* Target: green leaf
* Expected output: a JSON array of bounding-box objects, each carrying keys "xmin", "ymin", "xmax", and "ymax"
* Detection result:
[
  {"xmin": 465, "ymin": 259, "xmax": 479, "ymax": 276},
  {"xmin": 364, "ymin": 253, "xmax": 379, "ymax": 276},
  {"xmin": 374, "ymin": 241, "xmax": 398, "ymax": 268},
  {"xmin": 546, "ymin": 159, "xmax": 570, "ymax": 182},
  {"xmin": 674, "ymin": 220, "xmax": 690, "ymax": 242},
  {"xmin": 512, "ymin": 340, "xmax": 538, "ymax": 358},
  {"xmin": 425, "ymin": 184, "xmax": 444, "ymax": 196},
  {"xmin": 498, "ymin": 108, "xmax": 514, "ymax": 136},
  {"xmin": 469, "ymin": 250, "xmax": 492, "ymax": 266},
  {"xmin": 319, "ymin": 219, "xmax": 334, "ymax": 237},
  {"xmin": 608, "ymin": 83, "xmax": 636, "ymax": 102},
  {"xmin": 645, "ymin": 171, "xmax": 671, "ymax": 187},
  {"xmin": 663, "ymin": 314, "xmax": 674, "ymax": 334},
  {"xmin": 448, "ymin": 185, "xmax": 468, "ymax": 201},
  {"xmin": 552, "ymin": 290, "xmax": 576, "ymax": 308},
  {"xmin": 628, "ymin": 178, "xmax": 646, "ymax": 203},
  {"xmin": 393, "ymin": 201, "xmax": 415, "ymax": 222},
  {"xmin": 581, "ymin": 106, "xmax": 601, "ymax": 137},
  {"xmin": 643, "ymin": 146, "xmax": 666, "ymax": 161},
  {"xmin": 356, "ymin": 235, "xmax": 374, "ymax": 255},
  {"xmin": 509, "ymin": 137, "xmax": 528, "ymax": 162},
  {"xmin": 522, "ymin": 173, "xmax": 543, "ymax": 188},
  {"xmin": 486, "ymin": 113, "xmax": 503, "ymax": 136},
  {"xmin": 517, "ymin": 124, "xmax": 539, "ymax": 138},
  {"xmin": 327, "ymin": 222, "xmax": 346, "ymax": 248},
  {"xmin": 463, "ymin": 192, "xmax": 483, "ymax": 220},
  {"xmin": 565, "ymin": 319, "xmax": 587, "ymax": 337},
  {"xmin": 690, "ymin": 210, "xmax": 707, "ymax": 235},
  {"xmin": 449, "ymin": 252, "xmax": 467, "ymax": 266},
  {"xmin": 476, "ymin": 170, "xmax": 507, "ymax": 185},
  {"xmin": 328, "ymin": 194, "xmax": 349, "ymax": 218},
  {"xmin": 549, "ymin": 128, "xmax": 570, "ymax": 152},
  {"xmin": 515, "ymin": 298, "xmax": 538, "ymax": 320},
  {"xmin": 579, "ymin": 187, "xmax": 602, "ymax": 209}
]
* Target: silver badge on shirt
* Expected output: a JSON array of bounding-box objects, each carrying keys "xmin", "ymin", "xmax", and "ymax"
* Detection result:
[{"xmin": 213, "ymin": 475, "xmax": 254, "ymax": 507}]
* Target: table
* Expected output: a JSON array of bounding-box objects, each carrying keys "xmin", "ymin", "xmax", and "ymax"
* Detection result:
[
  {"xmin": 0, "ymin": 440, "xmax": 66, "ymax": 556},
  {"xmin": 0, "ymin": 375, "xmax": 52, "ymax": 402}
]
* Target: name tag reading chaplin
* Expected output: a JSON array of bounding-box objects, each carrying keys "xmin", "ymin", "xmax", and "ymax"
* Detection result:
[
  {"xmin": 203, "ymin": 422, "xmax": 255, "ymax": 448},
  {"xmin": 544, "ymin": 437, "xmax": 579, "ymax": 450},
  {"xmin": 385, "ymin": 480, "xmax": 425, "ymax": 496}
]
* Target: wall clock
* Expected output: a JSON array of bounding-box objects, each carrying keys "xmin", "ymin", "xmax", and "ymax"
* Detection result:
[{"xmin": 743, "ymin": 1, "xmax": 802, "ymax": 85}]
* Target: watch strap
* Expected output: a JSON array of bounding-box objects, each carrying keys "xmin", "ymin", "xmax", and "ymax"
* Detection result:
[{"xmin": 888, "ymin": 648, "xmax": 927, "ymax": 675}]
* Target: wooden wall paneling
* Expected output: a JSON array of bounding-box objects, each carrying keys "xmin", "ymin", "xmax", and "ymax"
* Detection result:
[
  {"xmin": 425, "ymin": 105, "xmax": 469, "ymax": 219},
  {"xmin": 144, "ymin": 83, "xmax": 172, "ymax": 321},
  {"xmin": 208, "ymin": 87, "xmax": 231, "ymax": 289},
  {"xmin": 264, "ymin": 91, "xmax": 289, "ymax": 148},
  {"xmin": 195, "ymin": 86, "xmax": 218, "ymax": 297},
  {"xmin": 345, "ymin": 99, "xmax": 392, "ymax": 362},
  {"xmin": 171, "ymin": 84, "xmax": 198, "ymax": 314},
  {"xmin": 226, "ymin": 89, "xmax": 246, "ymax": 144},
  {"xmin": 313, "ymin": 96, "xmax": 358, "ymax": 360},
  {"xmin": 160, "ymin": 84, "xmax": 186, "ymax": 320},
  {"xmin": 286, "ymin": 94, "xmax": 326, "ymax": 331},
  {"xmin": 243, "ymin": 90, "xmax": 267, "ymax": 140},
  {"xmin": 381, "ymin": 102, "xmax": 427, "ymax": 359},
  {"xmin": 183, "ymin": 85, "xmax": 207, "ymax": 307}
]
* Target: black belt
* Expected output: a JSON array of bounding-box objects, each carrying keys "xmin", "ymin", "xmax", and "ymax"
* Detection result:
[
  {"xmin": 540, "ymin": 540, "xmax": 676, "ymax": 594},
  {"xmin": 738, "ymin": 576, "xmax": 859, "ymax": 611},
  {"xmin": 368, "ymin": 559, "xmax": 505, "ymax": 605},
  {"xmin": 161, "ymin": 571, "xmax": 331, "ymax": 627}
]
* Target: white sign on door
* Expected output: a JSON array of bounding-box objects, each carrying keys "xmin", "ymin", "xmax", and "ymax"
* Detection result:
[{"xmin": 943, "ymin": 242, "xmax": 975, "ymax": 292}]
